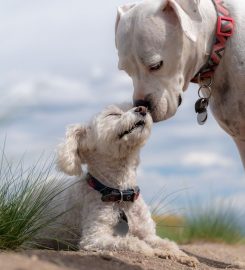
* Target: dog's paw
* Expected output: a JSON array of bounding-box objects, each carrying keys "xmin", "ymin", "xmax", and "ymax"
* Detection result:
[
  {"xmin": 154, "ymin": 249, "xmax": 175, "ymax": 260},
  {"xmin": 176, "ymin": 255, "xmax": 199, "ymax": 267},
  {"xmin": 140, "ymin": 246, "xmax": 155, "ymax": 257},
  {"xmin": 231, "ymin": 261, "xmax": 245, "ymax": 269},
  {"xmin": 154, "ymin": 249, "xmax": 199, "ymax": 267}
]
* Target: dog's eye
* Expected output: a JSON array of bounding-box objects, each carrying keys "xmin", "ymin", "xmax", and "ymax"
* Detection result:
[
  {"xmin": 106, "ymin": 113, "xmax": 121, "ymax": 117},
  {"xmin": 149, "ymin": 61, "xmax": 163, "ymax": 72},
  {"xmin": 178, "ymin": 95, "xmax": 182, "ymax": 107}
]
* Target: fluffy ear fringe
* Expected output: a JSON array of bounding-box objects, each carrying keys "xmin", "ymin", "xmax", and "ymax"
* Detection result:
[{"xmin": 57, "ymin": 124, "xmax": 85, "ymax": 176}]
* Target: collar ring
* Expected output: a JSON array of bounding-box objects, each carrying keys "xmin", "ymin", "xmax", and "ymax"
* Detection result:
[{"xmin": 119, "ymin": 190, "xmax": 123, "ymax": 203}]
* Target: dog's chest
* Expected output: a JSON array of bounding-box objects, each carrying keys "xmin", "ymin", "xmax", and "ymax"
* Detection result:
[
  {"xmin": 112, "ymin": 203, "xmax": 139, "ymax": 237},
  {"xmin": 113, "ymin": 209, "xmax": 129, "ymax": 236}
]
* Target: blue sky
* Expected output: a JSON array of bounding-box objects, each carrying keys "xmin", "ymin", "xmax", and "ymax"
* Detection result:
[{"xmin": 0, "ymin": 0, "xmax": 244, "ymax": 216}]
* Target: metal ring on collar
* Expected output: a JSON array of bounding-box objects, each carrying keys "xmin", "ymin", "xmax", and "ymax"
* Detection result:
[
  {"xmin": 119, "ymin": 190, "xmax": 123, "ymax": 203},
  {"xmin": 198, "ymin": 85, "xmax": 212, "ymax": 99}
]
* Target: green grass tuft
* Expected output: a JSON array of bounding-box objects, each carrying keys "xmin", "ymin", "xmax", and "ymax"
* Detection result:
[
  {"xmin": 184, "ymin": 204, "xmax": 243, "ymax": 244},
  {"xmin": 155, "ymin": 203, "xmax": 244, "ymax": 244},
  {"xmin": 0, "ymin": 149, "xmax": 69, "ymax": 250},
  {"xmin": 151, "ymin": 188, "xmax": 244, "ymax": 244}
]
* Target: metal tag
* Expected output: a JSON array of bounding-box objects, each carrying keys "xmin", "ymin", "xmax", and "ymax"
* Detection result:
[
  {"xmin": 197, "ymin": 111, "xmax": 208, "ymax": 125},
  {"xmin": 114, "ymin": 210, "xmax": 129, "ymax": 237},
  {"xmin": 195, "ymin": 98, "xmax": 209, "ymax": 113}
]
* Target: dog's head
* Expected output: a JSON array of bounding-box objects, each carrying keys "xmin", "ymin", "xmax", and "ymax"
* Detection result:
[
  {"xmin": 115, "ymin": 0, "xmax": 203, "ymax": 122},
  {"xmin": 57, "ymin": 103, "xmax": 152, "ymax": 176}
]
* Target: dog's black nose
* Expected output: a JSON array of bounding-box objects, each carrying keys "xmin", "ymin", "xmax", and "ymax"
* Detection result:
[
  {"xmin": 134, "ymin": 106, "xmax": 147, "ymax": 116},
  {"xmin": 134, "ymin": 99, "xmax": 150, "ymax": 108}
]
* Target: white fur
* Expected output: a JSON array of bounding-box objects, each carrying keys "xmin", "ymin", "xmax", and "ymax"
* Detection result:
[
  {"xmin": 115, "ymin": 0, "xmax": 245, "ymax": 168},
  {"xmin": 50, "ymin": 103, "xmax": 198, "ymax": 266}
]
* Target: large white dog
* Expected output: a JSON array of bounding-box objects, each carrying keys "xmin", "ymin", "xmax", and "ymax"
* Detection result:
[{"xmin": 115, "ymin": 0, "xmax": 245, "ymax": 168}]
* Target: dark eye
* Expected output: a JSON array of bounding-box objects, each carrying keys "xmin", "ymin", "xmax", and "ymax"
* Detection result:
[
  {"xmin": 178, "ymin": 95, "xmax": 182, "ymax": 107},
  {"xmin": 106, "ymin": 113, "xmax": 121, "ymax": 117},
  {"xmin": 149, "ymin": 61, "xmax": 163, "ymax": 72}
]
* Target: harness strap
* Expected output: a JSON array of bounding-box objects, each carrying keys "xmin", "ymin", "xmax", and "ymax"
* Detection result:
[
  {"xmin": 191, "ymin": 0, "xmax": 235, "ymax": 83},
  {"xmin": 86, "ymin": 173, "xmax": 140, "ymax": 203}
]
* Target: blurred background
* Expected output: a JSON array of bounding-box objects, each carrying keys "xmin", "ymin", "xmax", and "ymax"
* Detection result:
[{"xmin": 0, "ymin": 0, "xmax": 244, "ymax": 219}]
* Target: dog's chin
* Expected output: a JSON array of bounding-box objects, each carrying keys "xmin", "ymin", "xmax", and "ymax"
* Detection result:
[
  {"xmin": 150, "ymin": 102, "xmax": 177, "ymax": 123},
  {"xmin": 146, "ymin": 92, "xmax": 178, "ymax": 122},
  {"xmin": 151, "ymin": 110, "xmax": 170, "ymax": 122}
]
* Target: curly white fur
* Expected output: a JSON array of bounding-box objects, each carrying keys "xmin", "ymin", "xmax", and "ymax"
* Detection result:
[{"xmin": 51, "ymin": 103, "xmax": 198, "ymax": 266}]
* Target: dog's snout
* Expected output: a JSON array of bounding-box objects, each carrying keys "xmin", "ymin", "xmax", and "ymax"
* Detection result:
[
  {"xmin": 134, "ymin": 106, "xmax": 147, "ymax": 116},
  {"xmin": 134, "ymin": 100, "xmax": 151, "ymax": 110}
]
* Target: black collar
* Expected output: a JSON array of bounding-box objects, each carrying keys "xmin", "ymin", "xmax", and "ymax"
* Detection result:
[{"xmin": 86, "ymin": 173, "xmax": 140, "ymax": 203}]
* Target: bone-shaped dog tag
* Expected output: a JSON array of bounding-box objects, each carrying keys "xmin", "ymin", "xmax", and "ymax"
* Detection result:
[
  {"xmin": 197, "ymin": 110, "xmax": 208, "ymax": 125},
  {"xmin": 114, "ymin": 210, "xmax": 129, "ymax": 237}
]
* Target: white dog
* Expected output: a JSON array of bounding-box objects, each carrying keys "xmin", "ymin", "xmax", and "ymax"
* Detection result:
[
  {"xmin": 115, "ymin": 0, "xmax": 245, "ymax": 168},
  {"xmin": 52, "ymin": 103, "xmax": 197, "ymax": 266}
]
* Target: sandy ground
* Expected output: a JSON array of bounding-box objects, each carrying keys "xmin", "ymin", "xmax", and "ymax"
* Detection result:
[{"xmin": 0, "ymin": 244, "xmax": 245, "ymax": 270}]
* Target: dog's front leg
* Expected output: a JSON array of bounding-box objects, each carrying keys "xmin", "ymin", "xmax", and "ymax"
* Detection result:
[
  {"xmin": 143, "ymin": 235, "xmax": 198, "ymax": 267},
  {"xmin": 80, "ymin": 229, "xmax": 156, "ymax": 256},
  {"xmin": 79, "ymin": 205, "xmax": 155, "ymax": 256},
  {"xmin": 128, "ymin": 197, "xmax": 198, "ymax": 267}
]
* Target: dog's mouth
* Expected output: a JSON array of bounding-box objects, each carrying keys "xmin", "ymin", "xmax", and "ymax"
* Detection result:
[{"xmin": 119, "ymin": 120, "xmax": 145, "ymax": 139}]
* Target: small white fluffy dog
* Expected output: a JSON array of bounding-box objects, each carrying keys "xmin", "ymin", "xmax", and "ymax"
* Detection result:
[{"xmin": 55, "ymin": 103, "xmax": 197, "ymax": 266}]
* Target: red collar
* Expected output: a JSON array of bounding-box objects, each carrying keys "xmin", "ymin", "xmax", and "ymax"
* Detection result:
[{"xmin": 191, "ymin": 0, "xmax": 235, "ymax": 83}]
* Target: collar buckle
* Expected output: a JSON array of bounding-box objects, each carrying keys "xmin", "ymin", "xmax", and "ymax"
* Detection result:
[
  {"xmin": 119, "ymin": 190, "xmax": 123, "ymax": 203},
  {"xmin": 217, "ymin": 16, "xmax": 234, "ymax": 37},
  {"xmin": 87, "ymin": 173, "xmax": 140, "ymax": 203}
]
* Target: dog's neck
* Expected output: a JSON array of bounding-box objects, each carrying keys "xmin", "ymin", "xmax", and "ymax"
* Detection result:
[
  {"xmin": 86, "ymin": 150, "xmax": 140, "ymax": 190},
  {"xmin": 187, "ymin": 0, "xmax": 217, "ymax": 84}
]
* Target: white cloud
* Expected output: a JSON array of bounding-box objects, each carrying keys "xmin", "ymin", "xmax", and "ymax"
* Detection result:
[
  {"xmin": 182, "ymin": 151, "xmax": 234, "ymax": 168},
  {"xmin": 0, "ymin": 71, "xmax": 133, "ymax": 115},
  {"xmin": 0, "ymin": 74, "xmax": 95, "ymax": 123}
]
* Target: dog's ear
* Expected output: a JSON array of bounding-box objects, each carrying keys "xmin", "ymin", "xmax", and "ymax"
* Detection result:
[
  {"xmin": 115, "ymin": 3, "xmax": 137, "ymax": 47},
  {"xmin": 163, "ymin": 0, "xmax": 202, "ymax": 42},
  {"xmin": 57, "ymin": 124, "xmax": 88, "ymax": 176}
]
